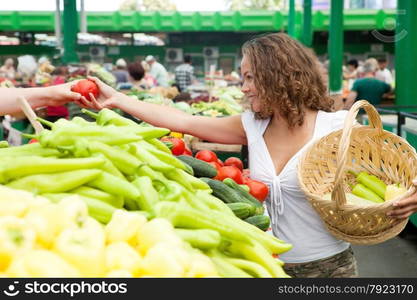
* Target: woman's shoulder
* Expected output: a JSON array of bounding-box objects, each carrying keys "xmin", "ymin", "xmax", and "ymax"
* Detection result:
[
  {"xmin": 241, "ymin": 110, "xmax": 269, "ymax": 134},
  {"xmin": 318, "ymin": 109, "xmax": 349, "ymax": 131}
]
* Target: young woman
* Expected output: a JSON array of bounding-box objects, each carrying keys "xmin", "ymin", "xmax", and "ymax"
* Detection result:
[{"xmin": 78, "ymin": 33, "xmax": 417, "ymax": 278}]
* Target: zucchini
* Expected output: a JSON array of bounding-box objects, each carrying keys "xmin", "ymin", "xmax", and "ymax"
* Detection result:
[
  {"xmin": 178, "ymin": 160, "xmax": 194, "ymax": 176},
  {"xmin": 244, "ymin": 215, "xmax": 270, "ymax": 231},
  {"xmin": 223, "ymin": 178, "xmax": 264, "ymax": 215},
  {"xmin": 226, "ymin": 202, "xmax": 255, "ymax": 219},
  {"xmin": 177, "ymin": 155, "xmax": 217, "ymax": 178},
  {"xmin": 200, "ymin": 177, "xmax": 242, "ymax": 204}
]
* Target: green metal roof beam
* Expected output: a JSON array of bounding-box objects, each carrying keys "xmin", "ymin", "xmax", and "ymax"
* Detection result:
[{"xmin": 0, "ymin": 10, "xmax": 397, "ymax": 33}]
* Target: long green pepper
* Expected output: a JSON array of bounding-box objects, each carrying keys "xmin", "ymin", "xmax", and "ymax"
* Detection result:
[
  {"xmin": 131, "ymin": 176, "xmax": 159, "ymax": 213},
  {"xmin": 87, "ymin": 172, "xmax": 141, "ymax": 200},
  {"xmin": 0, "ymin": 156, "xmax": 105, "ymax": 183},
  {"xmin": 6, "ymin": 169, "xmax": 102, "ymax": 194},
  {"xmin": 70, "ymin": 186, "xmax": 124, "ymax": 208}
]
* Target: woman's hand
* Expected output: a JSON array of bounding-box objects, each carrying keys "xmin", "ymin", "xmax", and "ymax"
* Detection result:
[
  {"xmin": 388, "ymin": 180, "xmax": 417, "ymax": 219},
  {"xmin": 74, "ymin": 76, "xmax": 123, "ymax": 110},
  {"xmin": 42, "ymin": 81, "xmax": 83, "ymax": 106}
]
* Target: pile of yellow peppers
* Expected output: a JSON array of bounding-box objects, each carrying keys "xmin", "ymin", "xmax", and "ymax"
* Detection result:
[{"xmin": 0, "ymin": 186, "xmax": 218, "ymax": 277}]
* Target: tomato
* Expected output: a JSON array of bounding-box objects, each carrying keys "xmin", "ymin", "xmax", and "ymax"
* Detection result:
[
  {"xmin": 245, "ymin": 179, "xmax": 269, "ymax": 202},
  {"xmin": 183, "ymin": 145, "xmax": 193, "ymax": 156},
  {"xmin": 28, "ymin": 139, "xmax": 38, "ymax": 144},
  {"xmin": 215, "ymin": 166, "xmax": 244, "ymax": 184},
  {"xmin": 208, "ymin": 161, "xmax": 222, "ymax": 173},
  {"xmin": 160, "ymin": 136, "xmax": 185, "ymax": 156},
  {"xmin": 71, "ymin": 79, "xmax": 99, "ymax": 101},
  {"xmin": 224, "ymin": 157, "xmax": 243, "ymax": 171},
  {"xmin": 195, "ymin": 150, "xmax": 218, "ymax": 163},
  {"xmin": 217, "ymin": 159, "xmax": 224, "ymax": 166},
  {"xmin": 242, "ymin": 169, "xmax": 250, "ymax": 178}
]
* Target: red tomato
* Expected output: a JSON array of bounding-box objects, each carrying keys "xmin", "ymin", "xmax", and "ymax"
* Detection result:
[
  {"xmin": 71, "ymin": 79, "xmax": 99, "ymax": 101},
  {"xmin": 160, "ymin": 136, "xmax": 185, "ymax": 156},
  {"xmin": 242, "ymin": 169, "xmax": 250, "ymax": 178},
  {"xmin": 208, "ymin": 161, "xmax": 222, "ymax": 173},
  {"xmin": 217, "ymin": 159, "xmax": 224, "ymax": 166},
  {"xmin": 245, "ymin": 179, "xmax": 269, "ymax": 202},
  {"xmin": 183, "ymin": 145, "xmax": 193, "ymax": 156},
  {"xmin": 195, "ymin": 150, "xmax": 218, "ymax": 163},
  {"xmin": 28, "ymin": 139, "xmax": 38, "ymax": 144},
  {"xmin": 215, "ymin": 166, "xmax": 244, "ymax": 184},
  {"xmin": 224, "ymin": 157, "xmax": 243, "ymax": 171}
]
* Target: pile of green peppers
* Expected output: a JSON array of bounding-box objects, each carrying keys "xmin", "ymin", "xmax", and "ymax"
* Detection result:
[{"xmin": 0, "ymin": 108, "xmax": 292, "ymax": 278}]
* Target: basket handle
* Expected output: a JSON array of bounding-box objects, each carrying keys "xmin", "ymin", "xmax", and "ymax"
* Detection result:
[{"xmin": 331, "ymin": 100, "xmax": 384, "ymax": 208}]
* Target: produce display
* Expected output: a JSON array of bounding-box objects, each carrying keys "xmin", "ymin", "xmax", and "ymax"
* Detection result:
[
  {"xmin": 0, "ymin": 109, "xmax": 291, "ymax": 278},
  {"xmin": 0, "ymin": 187, "xmax": 218, "ymax": 277},
  {"xmin": 174, "ymin": 149, "xmax": 270, "ymax": 230},
  {"xmin": 87, "ymin": 64, "xmax": 116, "ymax": 87},
  {"xmin": 128, "ymin": 86, "xmax": 244, "ymax": 117}
]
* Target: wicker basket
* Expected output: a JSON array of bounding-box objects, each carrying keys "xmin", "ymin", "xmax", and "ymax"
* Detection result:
[{"xmin": 298, "ymin": 100, "xmax": 417, "ymax": 245}]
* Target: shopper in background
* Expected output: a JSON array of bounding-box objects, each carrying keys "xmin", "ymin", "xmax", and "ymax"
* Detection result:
[
  {"xmin": 145, "ymin": 55, "xmax": 169, "ymax": 87},
  {"xmin": 343, "ymin": 59, "xmax": 359, "ymax": 90},
  {"xmin": 174, "ymin": 55, "xmax": 195, "ymax": 93},
  {"xmin": 127, "ymin": 61, "xmax": 146, "ymax": 89},
  {"xmin": 344, "ymin": 61, "xmax": 391, "ymax": 109},
  {"xmin": 0, "ymin": 58, "xmax": 16, "ymax": 80},
  {"xmin": 375, "ymin": 57, "xmax": 393, "ymax": 86},
  {"xmin": 140, "ymin": 61, "xmax": 157, "ymax": 89},
  {"xmin": 80, "ymin": 33, "xmax": 417, "ymax": 278},
  {"xmin": 112, "ymin": 58, "xmax": 129, "ymax": 85}
]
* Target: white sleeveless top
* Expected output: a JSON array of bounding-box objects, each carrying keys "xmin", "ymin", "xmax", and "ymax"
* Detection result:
[{"xmin": 241, "ymin": 110, "xmax": 350, "ymax": 263}]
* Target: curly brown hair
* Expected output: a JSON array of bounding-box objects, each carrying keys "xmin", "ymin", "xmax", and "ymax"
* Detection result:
[{"xmin": 242, "ymin": 33, "xmax": 333, "ymax": 128}]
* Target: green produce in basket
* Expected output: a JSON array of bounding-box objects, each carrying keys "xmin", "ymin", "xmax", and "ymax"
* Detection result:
[
  {"xmin": 354, "ymin": 171, "xmax": 387, "ymax": 199},
  {"xmin": 351, "ymin": 183, "xmax": 384, "ymax": 203}
]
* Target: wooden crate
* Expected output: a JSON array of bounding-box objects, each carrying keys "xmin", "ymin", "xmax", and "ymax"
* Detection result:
[{"xmin": 190, "ymin": 137, "xmax": 242, "ymax": 153}]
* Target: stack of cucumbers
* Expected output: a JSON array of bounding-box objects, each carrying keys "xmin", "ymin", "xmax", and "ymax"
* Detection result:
[{"xmin": 177, "ymin": 155, "xmax": 270, "ymax": 231}]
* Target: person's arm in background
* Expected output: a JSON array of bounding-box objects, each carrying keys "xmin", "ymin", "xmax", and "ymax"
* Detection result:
[
  {"xmin": 84, "ymin": 77, "xmax": 247, "ymax": 145},
  {"xmin": 0, "ymin": 81, "xmax": 81, "ymax": 116},
  {"xmin": 344, "ymin": 80, "xmax": 359, "ymax": 110},
  {"xmin": 344, "ymin": 90, "xmax": 357, "ymax": 110}
]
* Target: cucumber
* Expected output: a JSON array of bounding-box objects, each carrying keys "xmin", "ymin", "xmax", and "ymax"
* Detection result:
[
  {"xmin": 200, "ymin": 177, "xmax": 243, "ymax": 204},
  {"xmin": 223, "ymin": 178, "xmax": 264, "ymax": 215},
  {"xmin": 226, "ymin": 202, "xmax": 255, "ymax": 219},
  {"xmin": 244, "ymin": 215, "xmax": 270, "ymax": 231},
  {"xmin": 177, "ymin": 155, "xmax": 217, "ymax": 178},
  {"xmin": 178, "ymin": 160, "xmax": 194, "ymax": 176}
]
